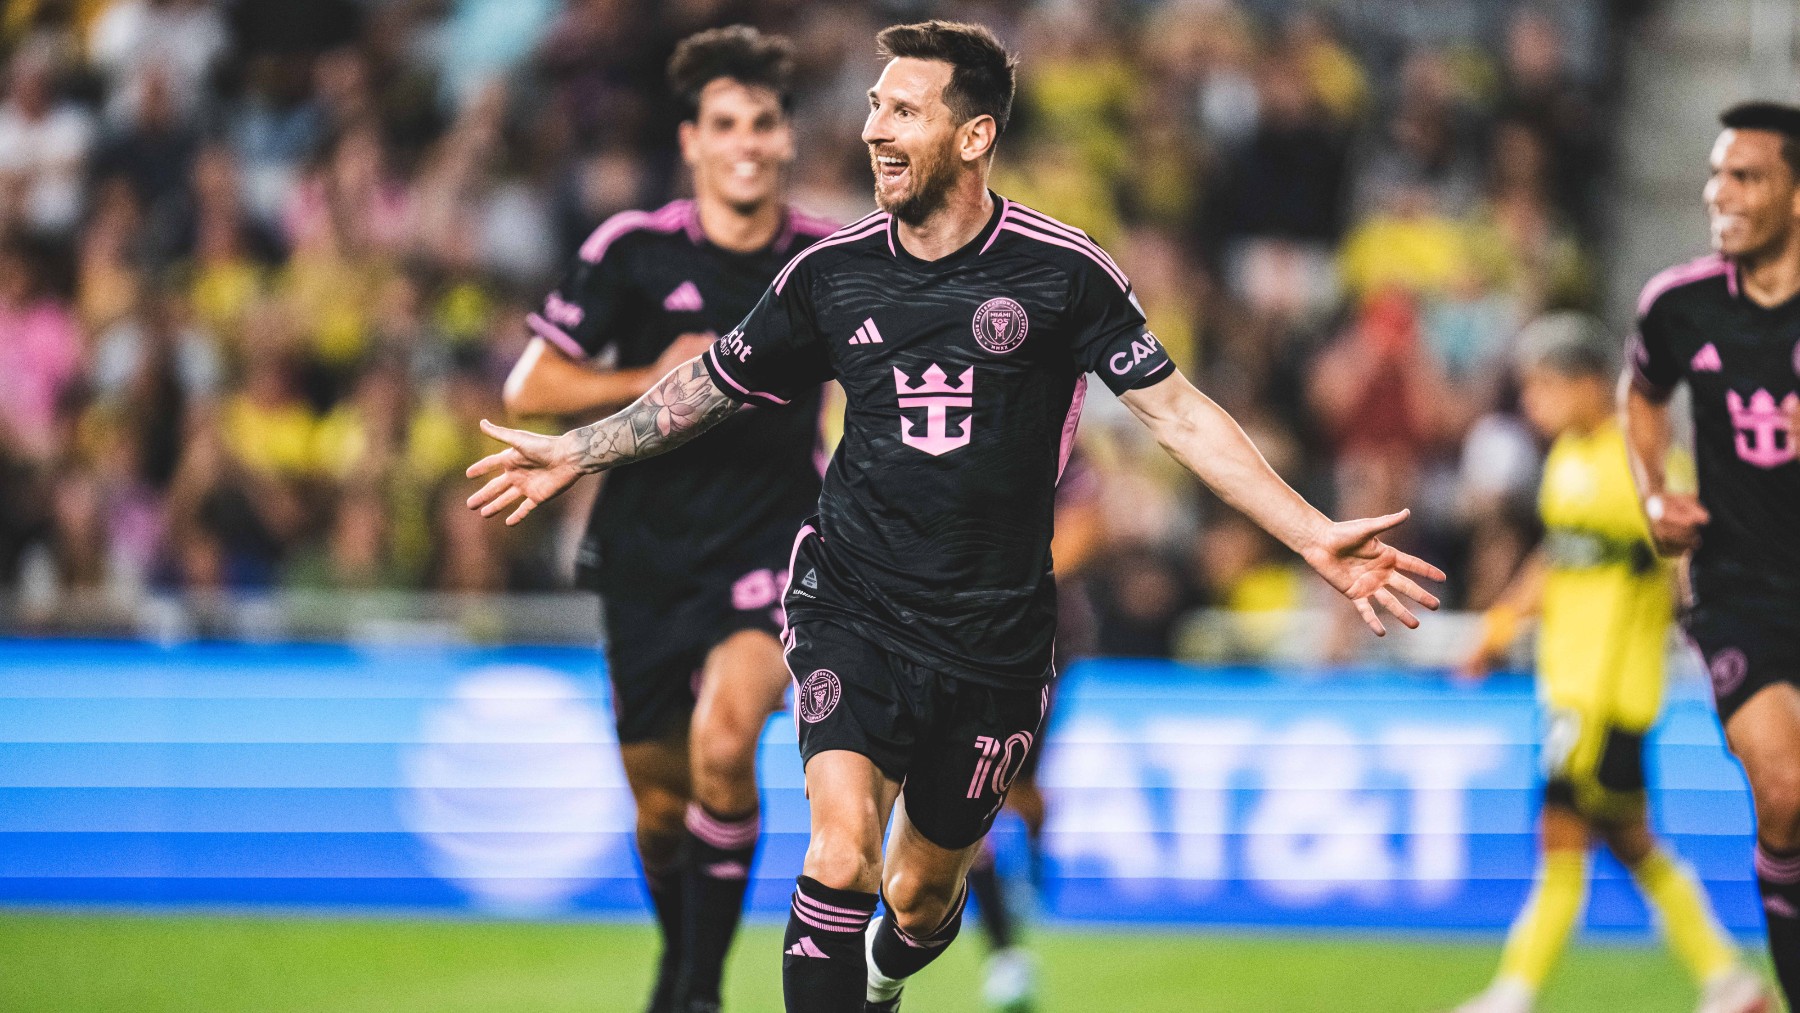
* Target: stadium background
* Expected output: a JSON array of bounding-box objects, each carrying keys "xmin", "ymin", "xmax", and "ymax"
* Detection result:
[{"xmin": 0, "ymin": 0, "xmax": 1791, "ymax": 1010}]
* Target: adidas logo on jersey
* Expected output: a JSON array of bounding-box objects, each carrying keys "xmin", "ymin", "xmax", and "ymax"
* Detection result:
[
  {"xmin": 1691, "ymin": 342, "xmax": 1722, "ymax": 372},
  {"xmin": 849, "ymin": 318, "xmax": 884, "ymax": 345},
  {"xmin": 801, "ymin": 568, "xmax": 818, "ymax": 589},
  {"xmin": 663, "ymin": 281, "xmax": 704, "ymax": 312},
  {"xmin": 785, "ymin": 936, "xmax": 828, "ymax": 958}
]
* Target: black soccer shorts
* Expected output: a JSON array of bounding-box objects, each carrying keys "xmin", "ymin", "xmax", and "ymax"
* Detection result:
[
  {"xmin": 783, "ymin": 618, "xmax": 1049, "ymax": 851},
  {"xmin": 1685, "ymin": 594, "xmax": 1800, "ymax": 724},
  {"xmin": 598, "ymin": 562, "xmax": 789, "ymax": 744}
]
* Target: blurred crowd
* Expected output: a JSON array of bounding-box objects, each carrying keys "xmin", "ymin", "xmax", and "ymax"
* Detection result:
[{"xmin": 0, "ymin": 0, "xmax": 1636, "ymax": 654}]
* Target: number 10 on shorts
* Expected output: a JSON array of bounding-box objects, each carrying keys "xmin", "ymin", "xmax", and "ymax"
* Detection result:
[{"xmin": 968, "ymin": 732, "xmax": 1034, "ymax": 800}]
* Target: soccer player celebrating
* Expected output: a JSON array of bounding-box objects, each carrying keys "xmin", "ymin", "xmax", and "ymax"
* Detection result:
[
  {"xmin": 468, "ymin": 21, "xmax": 1442, "ymax": 1012},
  {"xmin": 1453, "ymin": 314, "xmax": 1767, "ymax": 1013},
  {"xmin": 1623, "ymin": 101, "xmax": 1800, "ymax": 1010},
  {"xmin": 502, "ymin": 27, "xmax": 835, "ymax": 1013}
]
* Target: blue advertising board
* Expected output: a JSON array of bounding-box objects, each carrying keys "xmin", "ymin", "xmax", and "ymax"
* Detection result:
[{"xmin": 0, "ymin": 640, "xmax": 1760, "ymax": 933}]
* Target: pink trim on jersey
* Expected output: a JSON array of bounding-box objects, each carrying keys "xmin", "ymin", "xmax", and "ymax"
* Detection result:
[
  {"xmin": 772, "ymin": 215, "xmax": 890, "ymax": 294},
  {"xmin": 1636, "ymin": 254, "xmax": 1731, "ymax": 317},
  {"xmin": 578, "ymin": 201, "xmax": 693, "ymax": 263},
  {"xmin": 979, "ymin": 197, "xmax": 1012, "ymax": 254},
  {"xmin": 1000, "ymin": 222, "xmax": 1130, "ymax": 290},
  {"xmin": 1009, "ymin": 204, "xmax": 1129, "ymax": 279},
  {"xmin": 779, "ymin": 522, "xmax": 817, "ymax": 741},
  {"xmin": 707, "ymin": 345, "xmax": 791, "ymax": 406},
  {"xmin": 774, "ymin": 208, "xmax": 841, "ymax": 254},
  {"xmin": 1057, "ymin": 375, "xmax": 1087, "ymax": 480},
  {"xmin": 526, "ymin": 312, "xmax": 587, "ymax": 360},
  {"xmin": 683, "ymin": 201, "xmax": 704, "ymax": 244}
]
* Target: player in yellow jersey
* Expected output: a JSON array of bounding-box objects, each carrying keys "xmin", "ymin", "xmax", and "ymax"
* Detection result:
[{"xmin": 1453, "ymin": 313, "xmax": 1770, "ymax": 1013}]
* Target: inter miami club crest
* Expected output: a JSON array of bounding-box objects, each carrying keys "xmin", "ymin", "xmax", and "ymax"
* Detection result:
[
  {"xmin": 797, "ymin": 669, "xmax": 842, "ymax": 724},
  {"xmin": 972, "ymin": 297, "xmax": 1029, "ymax": 354}
]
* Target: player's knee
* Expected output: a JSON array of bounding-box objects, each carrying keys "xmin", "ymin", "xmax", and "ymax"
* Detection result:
[
  {"xmin": 802, "ymin": 827, "xmax": 882, "ymax": 893},
  {"xmin": 881, "ymin": 868, "xmax": 961, "ymax": 937},
  {"xmin": 691, "ymin": 710, "xmax": 759, "ymax": 789},
  {"xmin": 635, "ymin": 787, "xmax": 687, "ymax": 843},
  {"xmin": 1753, "ymin": 770, "xmax": 1800, "ymax": 852}
]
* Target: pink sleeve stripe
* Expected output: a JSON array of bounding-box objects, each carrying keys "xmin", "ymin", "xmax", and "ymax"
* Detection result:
[
  {"xmin": 978, "ymin": 197, "xmax": 1011, "ymax": 254},
  {"xmin": 772, "ymin": 217, "xmax": 890, "ymax": 293},
  {"xmin": 526, "ymin": 312, "xmax": 587, "ymax": 360},
  {"xmin": 1000, "ymin": 223, "xmax": 1130, "ymax": 291},
  {"xmin": 1636, "ymin": 254, "xmax": 1730, "ymax": 317},
  {"xmin": 578, "ymin": 201, "xmax": 692, "ymax": 263},
  {"xmin": 1009, "ymin": 204, "xmax": 1129, "ymax": 279},
  {"xmin": 707, "ymin": 344, "xmax": 791, "ymax": 405}
]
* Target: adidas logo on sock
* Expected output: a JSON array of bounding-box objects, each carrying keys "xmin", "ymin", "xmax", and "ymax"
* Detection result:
[
  {"xmin": 849, "ymin": 317, "xmax": 884, "ymax": 345},
  {"xmin": 786, "ymin": 936, "xmax": 829, "ymax": 958}
]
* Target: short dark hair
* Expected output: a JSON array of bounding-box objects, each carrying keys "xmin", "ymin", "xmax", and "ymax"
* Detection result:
[
  {"xmin": 1721, "ymin": 100, "xmax": 1800, "ymax": 176},
  {"xmin": 875, "ymin": 20, "xmax": 1018, "ymax": 136},
  {"xmin": 667, "ymin": 25, "xmax": 796, "ymax": 121}
]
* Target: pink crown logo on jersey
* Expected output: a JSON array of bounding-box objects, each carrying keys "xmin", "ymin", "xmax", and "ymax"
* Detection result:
[
  {"xmin": 895, "ymin": 363, "xmax": 974, "ymax": 456},
  {"xmin": 1727, "ymin": 388, "xmax": 1799, "ymax": 469},
  {"xmin": 1691, "ymin": 342, "xmax": 1722, "ymax": 372},
  {"xmin": 662, "ymin": 280, "xmax": 704, "ymax": 312}
]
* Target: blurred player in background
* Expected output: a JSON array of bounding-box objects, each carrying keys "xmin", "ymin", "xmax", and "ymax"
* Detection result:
[
  {"xmin": 502, "ymin": 26, "xmax": 834, "ymax": 1013},
  {"xmin": 1624, "ymin": 101, "xmax": 1800, "ymax": 1010},
  {"xmin": 1455, "ymin": 313, "xmax": 1767, "ymax": 1013},
  {"xmin": 467, "ymin": 20, "xmax": 1440, "ymax": 1013},
  {"xmin": 963, "ymin": 448, "xmax": 1101, "ymax": 1013}
]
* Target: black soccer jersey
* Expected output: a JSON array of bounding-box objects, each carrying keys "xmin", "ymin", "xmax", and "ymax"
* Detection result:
[
  {"xmin": 1630, "ymin": 253, "xmax": 1800, "ymax": 599},
  {"xmin": 528, "ymin": 199, "xmax": 837, "ymax": 597},
  {"xmin": 702, "ymin": 195, "xmax": 1175, "ymax": 686}
]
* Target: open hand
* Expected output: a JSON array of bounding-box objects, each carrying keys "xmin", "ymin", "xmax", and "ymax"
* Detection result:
[
  {"xmin": 465, "ymin": 419, "xmax": 583, "ymax": 525},
  {"xmin": 1299, "ymin": 508, "xmax": 1446, "ymax": 636}
]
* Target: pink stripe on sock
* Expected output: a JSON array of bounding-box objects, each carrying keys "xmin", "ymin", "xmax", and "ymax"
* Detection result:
[
  {"xmin": 791, "ymin": 902, "xmax": 867, "ymax": 933},
  {"xmin": 794, "ymin": 892, "xmax": 875, "ymax": 920},
  {"xmin": 793, "ymin": 895, "xmax": 870, "ymax": 926},
  {"xmin": 1757, "ymin": 844, "xmax": 1800, "ymax": 884},
  {"xmin": 685, "ymin": 803, "xmax": 760, "ymax": 850}
]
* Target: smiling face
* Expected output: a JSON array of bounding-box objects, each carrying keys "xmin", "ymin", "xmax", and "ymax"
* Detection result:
[
  {"xmin": 680, "ymin": 78, "xmax": 794, "ymax": 215},
  {"xmin": 1705, "ymin": 128, "xmax": 1800, "ymax": 261},
  {"xmin": 862, "ymin": 57, "xmax": 981, "ymax": 224}
]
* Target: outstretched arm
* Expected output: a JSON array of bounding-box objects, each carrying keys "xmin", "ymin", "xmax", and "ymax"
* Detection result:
[
  {"xmin": 1119, "ymin": 371, "xmax": 1444, "ymax": 635},
  {"xmin": 466, "ymin": 355, "xmax": 738, "ymax": 525}
]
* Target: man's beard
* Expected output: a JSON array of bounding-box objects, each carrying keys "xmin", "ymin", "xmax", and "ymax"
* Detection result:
[{"xmin": 872, "ymin": 147, "xmax": 954, "ymax": 224}]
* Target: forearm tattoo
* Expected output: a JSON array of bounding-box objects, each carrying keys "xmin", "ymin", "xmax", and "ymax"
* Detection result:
[{"xmin": 571, "ymin": 357, "xmax": 739, "ymax": 473}]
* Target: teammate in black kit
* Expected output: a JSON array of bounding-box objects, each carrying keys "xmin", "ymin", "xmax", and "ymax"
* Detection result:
[
  {"xmin": 500, "ymin": 27, "xmax": 834, "ymax": 1013},
  {"xmin": 467, "ymin": 21, "xmax": 1442, "ymax": 1013},
  {"xmin": 1623, "ymin": 101, "xmax": 1800, "ymax": 1008}
]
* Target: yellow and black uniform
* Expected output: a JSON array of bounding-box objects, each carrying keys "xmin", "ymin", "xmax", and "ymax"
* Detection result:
[{"xmin": 1534, "ymin": 419, "xmax": 1674, "ymax": 822}]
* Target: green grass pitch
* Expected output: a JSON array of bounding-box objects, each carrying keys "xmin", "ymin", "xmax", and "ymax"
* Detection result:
[{"xmin": 0, "ymin": 912, "xmax": 1743, "ymax": 1012}]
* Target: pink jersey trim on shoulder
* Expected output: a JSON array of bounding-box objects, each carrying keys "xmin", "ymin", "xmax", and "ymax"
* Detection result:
[
  {"xmin": 773, "ymin": 208, "xmax": 842, "ymax": 255},
  {"xmin": 1636, "ymin": 253, "xmax": 1732, "ymax": 317},
  {"xmin": 772, "ymin": 215, "xmax": 890, "ymax": 294},
  {"xmin": 979, "ymin": 197, "xmax": 1012, "ymax": 255},
  {"xmin": 526, "ymin": 312, "xmax": 587, "ymax": 360},
  {"xmin": 1000, "ymin": 221, "xmax": 1130, "ymax": 291},
  {"xmin": 707, "ymin": 344, "xmax": 791, "ymax": 406},
  {"xmin": 578, "ymin": 200, "xmax": 694, "ymax": 263},
  {"xmin": 1007, "ymin": 203, "xmax": 1129, "ymax": 278}
]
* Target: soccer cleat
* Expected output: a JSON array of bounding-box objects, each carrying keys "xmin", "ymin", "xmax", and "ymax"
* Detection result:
[
  {"xmin": 983, "ymin": 947, "xmax": 1037, "ymax": 1012},
  {"xmin": 1447, "ymin": 979, "xmax": 1533, "ymax": 1013},
  {"xmin": 1696, "ymin": 966, "xmax": 1774, "ymax": 1013}
]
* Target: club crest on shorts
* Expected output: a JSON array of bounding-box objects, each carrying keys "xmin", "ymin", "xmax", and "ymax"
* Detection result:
[
  {"xmin": 971, "ymin": 297, "xmax": 1028, "ymax": 354},
  {"xmin": 1709, "ymin": 647, "xmax": 1748, "ymax": 698},
  {"xmin": 797, "ymin": 669, "xmax": 841, "ymax": 723}
]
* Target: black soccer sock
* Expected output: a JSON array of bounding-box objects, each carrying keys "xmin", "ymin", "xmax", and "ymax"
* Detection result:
[
  {"xmin": 966, "ymin": 848, "xmax": 1016, "ymax": 950},
  {"xmin": 782, "ymin": 875, "xmax": 877, "ymax": 1013},
  {"xmin": 644, "ymin": 863, "xmax": 686, "ymax": 1012},
  {"xmin": 1756, "ymin": 842, "xmax": 1800, "ymax": 1005},
  {"xmin": 679, "ymin": 803, "xmax": 760, "ymax": 1003},
  {"xmin": 868, "ymin": 881, "xmax": 968, "ymax": 994}
]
